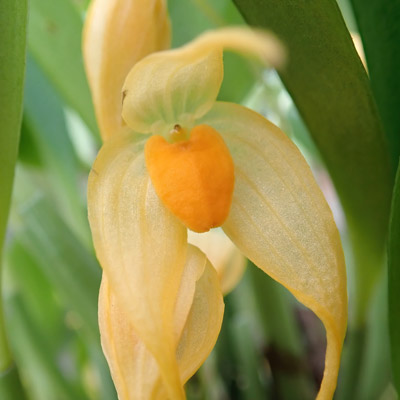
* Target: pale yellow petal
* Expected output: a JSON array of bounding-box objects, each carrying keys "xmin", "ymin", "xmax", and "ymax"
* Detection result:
[
  {"xmin": 122, "ymin": 27, "xmax": 285, "ymax": 136},
  {"xmin": 88, "ymin": 132, "xmax": 187, "ymax": 399},
  {"xmin": 83, "ymin": 0, "xmax": 170, "ymax": 140},
  {"xmin": 176, "ymin": 245, "xmax": 224, "ymax": 383},
  {"xmin": 188, "ymin": 229, "xmax": 246, "ymax": 294},
  {"xmin": 155, "ymin": 245, "xmax": 225, "ymax": 398},
  {"xmin": 199, "ymin": 102, "xmax": 347, "ymax": 399},
  {"xmin": 98, "ymin": 245, "xmax": 224, "ymax": 399},
  {"xmin": 99, "ymin": 274, "xmax": 159, "ymax": 400},
  {"xmin": 171, "ymin": 246, "xmax": 208, "ymax": 342}
]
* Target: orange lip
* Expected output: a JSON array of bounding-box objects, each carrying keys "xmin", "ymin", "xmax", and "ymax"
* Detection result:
[{"xmin": 145, "ymin": 124, "xmax": 235, "ymax": 232}]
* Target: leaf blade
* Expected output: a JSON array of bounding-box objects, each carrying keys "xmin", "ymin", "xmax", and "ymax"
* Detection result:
[
  {"xmin": 389, "ymin": 165, "xmax": 400, "ymax": 394},
  {"xmin": 350, "ymin": 0, "xmax": 400, "ymax": 167},
  {"xmin": 28, "ymin": 0, "xmax": 98, "ymax": 138},
  {"xmin": 0, "ymin": 0, "xmax": 28, "ymax": 376}
]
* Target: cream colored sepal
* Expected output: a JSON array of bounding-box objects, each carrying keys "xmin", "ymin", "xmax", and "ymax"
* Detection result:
[
  {"xmin": 199, "ymin": 102, "xmax": 347, "ymax": 400},
  {"xmin": 88, "ymin": 132, "xmax": 187, "ymax": 399},
  {"xmin": 98, "ymin": 244, "xmax": 224, "ymax": 400},
  {"xmin": 83, "ymin": 0, "xmax": 170, "ymax": 140},
  {"xmin": 121, "ymin": 27, "xmax": 285, "ymax": 137}
]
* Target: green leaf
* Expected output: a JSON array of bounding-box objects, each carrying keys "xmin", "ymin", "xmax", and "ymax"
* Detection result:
[
  {"xmin": 6, "ymin": 239, "xmax": 66, "ymax": 338},
  {"xmin": 233, "ymin": 0, "xmax": 393, "ymax": 323},
  {"xmin": 5, "ymin": 198, "xmax": 117, "ymax": 399},
  {"xmin": 6, "ymin": 296, "xmax": 91, "ymax": 400},
  {"xmin": 23, "ymin": 54, "xmax": 79, "ymax": 179},
  {"xmin": 21, "ymin": 54, "xmax": 90, "ymax": 244},
  {"xmin": 28, "ymin": 0, "xmax": 99, "ymax": 140},
  {"xmin": 5, "ymin": 237, "xmax": 117, "ymax": 400},
  {"xmin": 16, "ymin": 196, "xmax": 101, "ymax": 336},
  {"xmin": 8, "ymin": 171, "xmax": 118, "ymax": 398},
  {"xmin": 389, "ymin": 165, "xmax": 400, "ymax": 395},
  {"xmin": 0, "ymin": 0, "xmax": 27, "ymax": 285},
  {"xmin": 5, "ymin": 241, "xmax": 91, "ymax": 400},
  {"xmin": 350, "ymin": 0, "xmax": 400, "ymax": 168},
  {"xmin": 69, "ymin": 0, "xmax": 91, "ymax": 13},
  {"xmin": 0, "ymin": 0, "xmax": 27, "ymax": 386},
  {"xmin": 169, "ymin": 0, "xmax": 244, "ymax": 46}
]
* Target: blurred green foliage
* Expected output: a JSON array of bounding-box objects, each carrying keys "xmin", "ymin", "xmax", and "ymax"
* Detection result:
[{"xmin": 0, "ymin": 0, "xmax": 399, "ymax": 399}]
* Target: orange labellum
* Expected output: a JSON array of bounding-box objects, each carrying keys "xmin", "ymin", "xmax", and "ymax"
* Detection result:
[{"xmin": 145, "ymin": 124, "xmax": 235, "ymax": 233}]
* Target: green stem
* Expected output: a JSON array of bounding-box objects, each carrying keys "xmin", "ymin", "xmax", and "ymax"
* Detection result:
[
  {"xmin": 348, "ymin": 224, "xmax": 385, "ymax": 328},
  {"xmin": 225, "ymin": 284, "xmax": 267, "ymax": 400},
  {"xmin": 336, "ymin": 327, "xmax": 366, "ymax": 400},
  {"xmin": 337, "ymin": 270, "xmax": 390, "ymax": 400},
  {"xmin": 356, "ymin": 272, "xmax": 391, "ymax": 400},
  {"xmin": 335, "ymin": 230, "xmax": 384, "ymax": 400}
]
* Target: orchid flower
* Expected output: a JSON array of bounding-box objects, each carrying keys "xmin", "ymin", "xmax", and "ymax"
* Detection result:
[{"xmin": 83, "ymin": 1, "xmax": 347, "ymax": 399}]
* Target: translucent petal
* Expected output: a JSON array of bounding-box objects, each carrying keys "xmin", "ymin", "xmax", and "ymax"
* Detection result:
[
  {"xmin": 88, "ymin": 132, "xmax": 187, "ymax": 399},
  {"xmin": 176, "ymin": 246, "xmax": 224, "ymax": 382},
  {"xmin": 122, "ymin": 27, "xmax": 285, "ymax": 136},
  {"xmin": 98, "ymin": 245, "xmax": 224, "ymax": 399},
  {"xmin": 156, "ymin": 245, "xmax": 224, "ymax": 398},
  {"xmin": 188, "ymin": 229, "xmax": 246, "ymax": 294},
  {"xmin": 98, "ymin": 274, "xmax": 159, "ymax": 400},
  {"xmin": 83, "ymin": 0, "xmax": 170, "ymax": 140},
  {"xmin": 199, "ymin": 102, "xmax": 347, "ymax": 399}
]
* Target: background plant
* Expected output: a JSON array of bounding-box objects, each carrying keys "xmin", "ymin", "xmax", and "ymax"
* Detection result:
[{"xmin": 0, "ymin": 0, "xmax": 399, "ymax": 399}]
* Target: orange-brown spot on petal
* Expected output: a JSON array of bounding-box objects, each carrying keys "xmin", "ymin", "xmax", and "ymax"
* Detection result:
[{"xmin": 145, "ymin": 124, "xmax": 234, "ymax": 233}]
